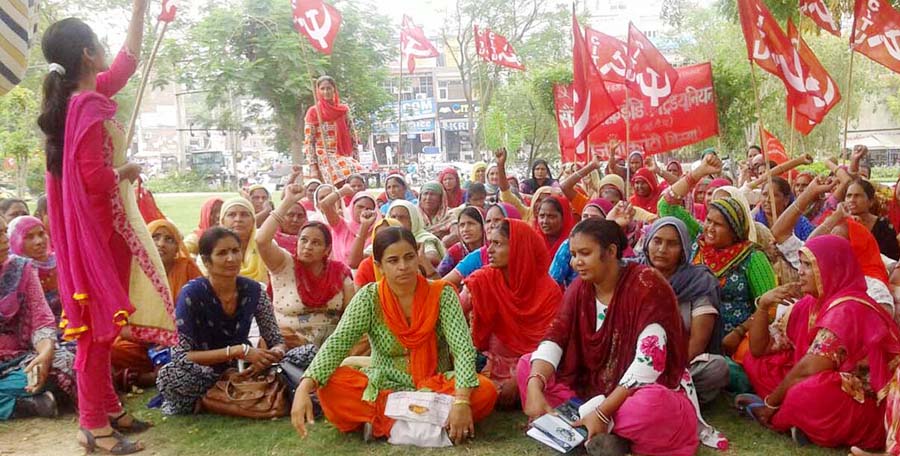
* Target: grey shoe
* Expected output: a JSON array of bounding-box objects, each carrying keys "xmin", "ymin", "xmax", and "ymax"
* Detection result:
[
  {"xmin": 585, "ymin": 433, "xmax": 629, "ymax": 456},
  {"xmin": 13, "ymin": 391, "xmax": 58, "ymax": 418}
]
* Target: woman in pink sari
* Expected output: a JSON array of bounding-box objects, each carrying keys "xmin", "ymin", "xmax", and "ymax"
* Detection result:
[
  {"xmin": 741, "ymin": 235, "xmax": 900, "ymax": 450},
  {"xmin": 38, "ymin": 2, "xmax": 176, "ymax": 453},
  {"xmin": 316, "ymin": 184, "xmax": 378, "ymax": 264}
]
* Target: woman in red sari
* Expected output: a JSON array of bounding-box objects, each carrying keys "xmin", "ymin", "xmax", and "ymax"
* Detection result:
[
  {"xmin": 742, "ymin": 235, "xmax": 900, "ymax": 450},
  {"xmin": 38, "ymin": 1, "xmax": 171, "ymax": 452},
  {"xmin": 465, "ymin": 219, "xmax": 561, "ymax": 408},
  {"xmin": 184, "ymin": 197, "xmax": 223, "ymax": 257},
  {"xmin": 518, "ymin": 218, "xmax": 697, "ymax": 456},
  {"xmin": 629, "ymin": 168, "xmax": 660, "ymax": 214},
  {"xmin": 304, "ymin": 76, "xmax": 364, "ymax": 185}
]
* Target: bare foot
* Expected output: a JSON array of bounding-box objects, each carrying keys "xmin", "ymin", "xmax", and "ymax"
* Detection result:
[{"xmin": 850, "ymin": 446, "xmax": 886, "ymax": 456}]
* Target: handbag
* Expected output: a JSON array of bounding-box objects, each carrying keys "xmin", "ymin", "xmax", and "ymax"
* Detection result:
[{"xmin": 200, "ymin": 368, "xmax": 288, "ymax": 419}]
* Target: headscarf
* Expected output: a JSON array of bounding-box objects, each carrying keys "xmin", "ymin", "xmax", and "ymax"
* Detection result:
[
  {"xmin": 148, "ymin": 219, "xmax": 203, "ymax": 301},
  {"xmin": 706, "ymin": 178, "xmax": 731, "ymax": 195},
  {"xmin": 342, "ymin": 174, "xmax": 365, "ymax": 206},
  {"xmin": 484, "ymin": 164, "xmax": 500, "ymax": 196},
  {"xmin": 598, "ymin": 174, "xmax": 626, "ymax": 201},
  {"xmin": 585, "ymin": 198, "xmax": 614, "ymax": 217},
  {"xmin": 367, "ymin": 218, "xmax": 403, "ymax": 282},
  {"xmin": 246, "ymin": 184, "xmax": 269, "ymax": 201},
  {"xmin": 639, "ymin": 217, "xmax": 722, "ymax": 354},
  {"xmin": 629, "ymin": 167, "xmax": 660, "ymax": 214},
  {"xmin": 301, "ymin": 179, "xmax": 323, "ymax": 212},
  {"xmin": 312, "ymin": 184, "xmax": 337, "ymax": 214},
  {"xmin": 493, "ymin": 202, "xmax": 522, "ymax": 220},
  {"xmin": 380, "ymin": 174, "xmax": 417, "ymax": 214},
  {"xmin": 797, "ymin": 236, "xmax": 900, "ymax": 399},
  {"xmin": 695, "ymin": 197, "xmax": 756, "ymax": 279},
  {"xmin": 438, "ymin": 167, "xmax": 466, "ymax": 208},
  {"xmin": 846, "ymin": 218, "xmax": 890, "ymax": 286},
  {"xmin": 526, "ymin": 186, "xmax": 555, "ymax": 223},
  {"xmin": 344, "ymin": 192, "xmax": 378, "ymax": 235},
  {"xmin": 194, "ymin": 197, "xmax": 223, "ymax": 238},
  {"xmin": 531, "ymin": 195, "xmax": 575, "ymax": 256},
  {"xmin": 627, "ymin": 150, "xmax": 644, "ymax": 166},
  {"xmin": 521, "ymin": 159, "xmax": 557, "ymax": 195},
  {"xmin": 466, "ymin": 219, "xmax": 562, "ymax": 355},
  {"xmin": 378, "ymin": 276, "xmax": 449, "ymax": 386},
  {"xmin": 304, "ymin": 80, "xmax": 354, "ymax": 156},
  {"xmin": 544, "ymin": 263, "xmax": 688, "ymax": 398},
  {"xmin": 8, "ymin": 216, "xmax": 45, "ymax": 257},
  {"xmin": 292, "ymin": 222, "xmax": 352, "ymax": 308},
  {"xmin": 215, "ymin": 197, "xmax": 268, "ymax": 282},
  {"xmin": 710, "ymin": 186, "xmax": 758, "ymax": 243},
  {"xmin": 469, "ymin": 162, "xmax": 488, "ymax": 184},
  {"xmin": 387, "ymin": 200, "xmax": 447, "ymax": 258},
  {"xmin": 665, "ymin": 159, "xmax": 684, "ymax": 177},
  {"xmin": 273, "ymin": 201, "xmax": 308, "ymax": 256},
  {"xmin": 418, "ymin": 182, "xmax": 449, "ymax": 229}
]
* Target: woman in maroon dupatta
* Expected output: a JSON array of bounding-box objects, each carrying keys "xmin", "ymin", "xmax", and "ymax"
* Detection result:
[
  {"xmin": 531, "ymin": 195, "xmax": 575, "ymax": 257},
  {"xmin": 518, "ymin": 218, "xmax": 697, "ymax": 456},
  {"xmin": 741, "ymin": 235, "xmax": 900, "ymax": 450},
  {"xmin": 184, "ymin": 197, "xmax": 223, "ymax": 257},
  {"xmin": 304, "ymin": 76, "xmax": 364, "ymax": 185}
]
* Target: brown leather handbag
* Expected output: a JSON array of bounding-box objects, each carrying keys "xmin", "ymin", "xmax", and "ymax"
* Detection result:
[{"xmin": 200, "ymin": 368, "xmax": 288, "ymax": 419}]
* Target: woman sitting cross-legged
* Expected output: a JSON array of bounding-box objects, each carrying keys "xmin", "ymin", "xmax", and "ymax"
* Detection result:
[
  {"xmin": 0, "ymin": 217, "xmax": 76, "ymax": 420},
  {"xmin": 291, "ymin": 227, "xmax": 498, "ymax": 444},
  {"xmin": 519, "ymin": 218, "xmax": 698, "ymax": 456},
  {"xmin": 156, "ymin": 227, "xmax": 297, "ymax": 415},
  {"xmin": 464, "ymin": 219, "xmax": 562, "ymax": 409},
  {"xmin": 741, "ymin": 235, "xmax": 900, "ymax": 450},
  {"xmin": 112, "ymin": 219, "xmax": 203, "ymax": 391},
  {"xmin": 257, "ymin": 184, "xmax": 354, "ymax": 349}
]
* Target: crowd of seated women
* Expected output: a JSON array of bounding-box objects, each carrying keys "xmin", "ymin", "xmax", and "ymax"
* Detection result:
[{"xmin": 4, "ymin": 142, "xmax": 900, "ymax": 456}]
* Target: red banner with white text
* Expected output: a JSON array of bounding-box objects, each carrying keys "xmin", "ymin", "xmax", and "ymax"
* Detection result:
[
  {"xmin": 553, "ymin": 84, "xmax": 578, "ymax": 163},
  {"xmin": 585, "ymin": 62, "xmax": 719, "ymax": 159}
]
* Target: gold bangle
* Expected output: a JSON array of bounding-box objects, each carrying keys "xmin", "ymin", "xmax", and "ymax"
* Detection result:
[{"xmin": 453, "ymin": 399, "xmax": 471, "ymax": 407}]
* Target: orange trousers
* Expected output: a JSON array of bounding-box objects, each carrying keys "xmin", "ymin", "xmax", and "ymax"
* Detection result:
[
  {"xmin": 110, "ymin": 338, "xmax": 154, "ymax": 374},
  {"xmin": 317, "ymin": 366, "xmax": 498, "ymax": 437}
]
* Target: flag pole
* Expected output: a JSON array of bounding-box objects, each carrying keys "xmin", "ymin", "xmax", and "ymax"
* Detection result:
[
  {"xmin": 749, "ymin": 61, "xmax": 779, "ymax": 222},
  {"xmin": 297, "ymin": 38, "xmax": 334, "ymax": 185},
  {"xmin": 397, "ymin": 28, "xmax": 404, "ymax": 169},
  {"xmin": 624, "ymin": 86, "xmax": 632, "ymax": 200},
  {"xmin": 840, "ymin": 47, "xmax": 856, "ymax": 165},
  {"xmin": 126, "ymin": 19, "xmax": 169, "ymax": 156}
]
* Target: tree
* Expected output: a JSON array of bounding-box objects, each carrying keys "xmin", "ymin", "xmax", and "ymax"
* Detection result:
[
  {"xmin": 156, "ymin": 0, "xmax": 393, "ymax": 162},
  {"xmin": 0, "ymin": 87, "xmax": 41, "ymax": 196}
]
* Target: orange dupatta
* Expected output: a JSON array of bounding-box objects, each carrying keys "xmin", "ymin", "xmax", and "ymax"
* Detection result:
[{"xmin": 377, "ymin": 275, "xmax": 446, "ymax": 386}]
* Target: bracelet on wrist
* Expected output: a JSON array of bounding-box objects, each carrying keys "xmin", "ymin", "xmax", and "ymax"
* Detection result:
[
  {"xmin": 453, "ymin": 399, "xmax": 471, "ymax": 407},
  {"xmin": 594, "ymin": 407, "xmax": 611, "ymax": 425},
  {"xmin": 241, "ymin": 343, "xmax": 251, "ymax": 359},
  {"xmin": 225, "ymin": 345, "xmax": 232, "ymax": 359},
  {"xmin": 527, "ymin": 373, "xmax": 547, "ymax": 391},
  {"xmin": 764, "ymin": 395, "xmax": 780, "ymax": 409}
]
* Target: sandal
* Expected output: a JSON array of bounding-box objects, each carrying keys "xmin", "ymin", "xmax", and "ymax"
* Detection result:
[
  {"xmin": 744, "ymin": 403, "xmax": 768, "ymax": 426},
  {"xmin": 78, "ymin": 428, "xmax": 144, "ymax": 455},
  {"xmin": 109, "ymin": 411, "xmax": 152, "ymax": 434},
  {"xmin": 733, "ymin": 393, "xmax": 763, "ymax": 412}
]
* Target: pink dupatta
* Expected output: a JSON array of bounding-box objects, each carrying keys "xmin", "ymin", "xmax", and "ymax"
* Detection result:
[{"xmin": 46, "ymin": 50, "xmax": 138, "ymax": 346}]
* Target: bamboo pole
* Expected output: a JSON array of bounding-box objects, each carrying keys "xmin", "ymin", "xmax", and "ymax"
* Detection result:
[
  {"xmin": 749, "ymin": 62, "xmax": 780, "ymax": 222},
  {"xmin": 624, "ymin": 86, "xmax": 632, "ymax": 200},
  {"xmin": 126, "ymin": 20, "xmax": 169, "ymax": 155},
  {"xmin": 297, "ymin": 38, "xmax": 334, "ymax": 185}
]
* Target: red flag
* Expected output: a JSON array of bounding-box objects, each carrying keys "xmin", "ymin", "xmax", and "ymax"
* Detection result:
[
  {"xmin": 787, "ymin": 19, "xmax": 841, "ymax": 134},
  {"xmin": 474, "ymin": 25, "xmax": 491, "ymax": 62},
  {"xmin": 852, "ymin": 0, "xmax": 900, "ymax": 74},
  {"xmin": 800, "ymin": 0, "xmax": 841, "ymax": 37},
  {"xmin": 473, "ymin": 26, "xmax": 525, "ymax": 70},
  {"xmin": 159, "ymin": 0, "xmax": 177, "ymax": 23},
  {"xmin": 762, "ymin": 129, "xmax": 790, "ymax": 163},
  {"xmin": 292, "ymin": 0, "xmax": 342, "ymax": 55},
  {"xmin": 401, "ymin": 15, "xmax": 439, "ymax": 73},
  {"xmin": 738, "ymin": 0, "xmax": 827, "ymax": 123},
  {"xmin": 625, "ymin": 22, "xmax": 679, "ymax": 107},
  {"xmin": 554, "ymin": 84, "xmax": 579, "ymax": 163},
  {"xmin": 585, "ymin": 28, "xmax": 628, "ymax": 84},
  {"xmin": 588, "ymin": 63, "xmax": 720, "ymax": 159},
  {"xmin": 572, "ymin": 15, "xmax": 618, "ymax": 162}
]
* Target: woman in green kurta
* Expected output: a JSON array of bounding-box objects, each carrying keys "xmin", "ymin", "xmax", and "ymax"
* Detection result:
[{"xmin": 291, "ymin": 227, "xmax": 497, "ymax": 444}]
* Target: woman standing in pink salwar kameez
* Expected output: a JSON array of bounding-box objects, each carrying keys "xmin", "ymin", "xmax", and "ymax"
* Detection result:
[{"xmin": 38, "ymin": 1, "xmax": 176, "ymax": 453}]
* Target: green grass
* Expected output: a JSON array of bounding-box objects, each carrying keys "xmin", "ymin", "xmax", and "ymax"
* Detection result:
[
  {"xmin": 0, "ymin": 390, "xmax": 847, "ymax": 455},
  {"xmin": 152, "ymin": 192, "xmax": 238, "ymax": 235}
]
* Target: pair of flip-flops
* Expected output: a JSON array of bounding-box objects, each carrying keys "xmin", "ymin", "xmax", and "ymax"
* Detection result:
[{"xmin": 733, "ymin": 393, "xmax": 767, "ymax": 425}]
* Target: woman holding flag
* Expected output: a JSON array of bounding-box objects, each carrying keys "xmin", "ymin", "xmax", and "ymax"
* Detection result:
[{"xmin": 304, "ymin": 75, "xmax": 364, "ymax": 185}]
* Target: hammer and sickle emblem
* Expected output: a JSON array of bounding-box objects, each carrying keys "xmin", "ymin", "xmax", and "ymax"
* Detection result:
[
  {"xmin": 637, "ymin": 68, "xmax": 672, "ymax": 107},
  {"xmin": 296, "ymin": 6, "xmax": 333, "ymax": 49}
]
